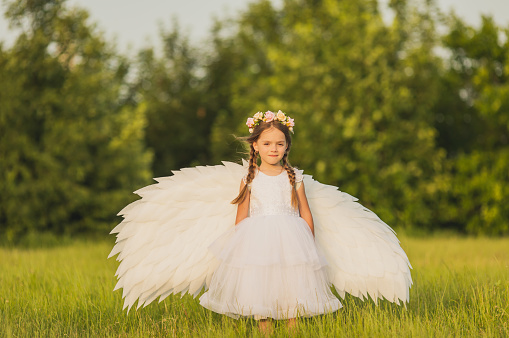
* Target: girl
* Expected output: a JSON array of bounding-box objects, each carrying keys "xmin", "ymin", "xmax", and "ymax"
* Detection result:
[
  {"xmin": 198, "ymin": 111, "xmax": 342, "ymax": 328},
  {"xmin": 109, "ymin": 110, "xmax": 412, "ymax": 328}
]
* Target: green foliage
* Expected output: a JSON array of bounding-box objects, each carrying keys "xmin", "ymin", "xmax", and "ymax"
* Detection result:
[
  {"xmin": 204, "ymin": 0, "xmax": 509, "ymax": 235},
  {"xmin": 208, "ymin": 0, "xmax": 446, "ymax": 230},
  {"xmin": 0, "ymin": 0, "xmax": 152, "ymax": 243},
  {"xmin": 135, "ymin": 23, "xmax": 215, "ymax": 176},
  {"xmin": 436, "ymin": 15, "xmax": 509, "ymax": 235},
  {"xmin": 444, "ymin": 151, "xmax": 509, "ymax": 235},
  {"xmin": 1, "ymin": 0, "xmax": 508, "ymax": 237}
]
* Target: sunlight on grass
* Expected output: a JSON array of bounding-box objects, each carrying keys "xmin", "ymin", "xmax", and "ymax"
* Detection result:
[{"xmin": 0, "ymin": 236, "xmax": 508, "ymax": 336}]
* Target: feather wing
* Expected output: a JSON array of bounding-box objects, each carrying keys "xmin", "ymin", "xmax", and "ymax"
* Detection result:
[
  {"xmin": 108, "ymin": 160, "xmax": 247, "ymax": 312},
  {"xmin": 110, "ymin": 161, "xmax": 412, "ymax": 312},
  {"xmin": 300, "ymin": 170, "xmax": 413, "ymax": 305}
]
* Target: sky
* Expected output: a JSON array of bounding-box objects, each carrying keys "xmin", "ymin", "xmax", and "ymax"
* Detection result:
[{"xmin": 1, "ymin": 0, "xmax": 509, "ymax": 54}]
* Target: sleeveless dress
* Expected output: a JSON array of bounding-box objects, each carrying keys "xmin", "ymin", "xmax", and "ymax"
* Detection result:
[{"xmin": 199, "ymin": 168, "xmax": 342, "ymax": 319}]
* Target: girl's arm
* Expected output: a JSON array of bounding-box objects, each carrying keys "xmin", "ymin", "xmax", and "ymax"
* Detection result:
[
  {"xmin": 296, "ymin": 181, "xmax": 315, "ymax": 237},
  {"xmin": 235, "ymin": 180, "xmax": 250, "ymax": 225}
]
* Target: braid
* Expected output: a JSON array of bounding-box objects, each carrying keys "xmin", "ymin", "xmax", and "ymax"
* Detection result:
[
  {"xmin": 231, "ymin": 145, "xmax": 258, "ymax": 204},
  {"xmin": 246, "ymin": 145, "xmax": 258, "ymax": 185},
  {"xmin": 282, "ymin": 151, "xmax": 299, "ymax": 210}
]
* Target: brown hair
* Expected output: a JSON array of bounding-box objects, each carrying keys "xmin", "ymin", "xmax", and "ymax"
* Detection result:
[{"xmin": 231, "ymin": 120, "xmax": 299, "ymax": 210}]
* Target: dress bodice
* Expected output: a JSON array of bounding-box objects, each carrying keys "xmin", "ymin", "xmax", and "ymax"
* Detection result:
[{"xmin": 243, "ymin": 168, "xmax": 303, "ymax": 217}]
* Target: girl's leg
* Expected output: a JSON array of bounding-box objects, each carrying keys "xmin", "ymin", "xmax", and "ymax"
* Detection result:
[
  {"xmin": 287, "ymin": 317, "xmax": 297, "ymax": 331},
  {"xmin": 258, "ymin": 319, "xmax": 273, "ymax": 335}
]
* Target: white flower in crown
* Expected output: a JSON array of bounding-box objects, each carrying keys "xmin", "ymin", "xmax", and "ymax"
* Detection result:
[
  {"xmin": 276, "ymin": 110, "xmax": 286, "ymax": 121},
  {"xmin": 246, "ymin": 110, "xmax": 295, "ymax": 134}
]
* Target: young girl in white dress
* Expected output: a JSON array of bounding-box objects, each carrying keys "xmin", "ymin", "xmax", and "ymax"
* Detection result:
[
  {"xmin": 198, "ymin": 111, "xmax": 342, "ymax": 328},
  {"xmin": 109, "ymin": 110, "xmax": 412, "ymax": 331}
]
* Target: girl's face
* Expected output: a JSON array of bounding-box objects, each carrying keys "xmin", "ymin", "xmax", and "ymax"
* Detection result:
[{"xmin": 253, "ymin": 127, "xmax": 287, "ymax": 166}]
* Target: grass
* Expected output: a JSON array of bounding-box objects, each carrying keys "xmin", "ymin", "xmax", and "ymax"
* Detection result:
[{"xmin": 1, "ymin": 235, "xmax": 508, "ymax": 337}]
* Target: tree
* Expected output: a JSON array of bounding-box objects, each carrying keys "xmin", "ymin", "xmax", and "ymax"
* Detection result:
[
  {"xmin": 208, "ymin": 0, "xmax": 446, "ymax": 230},
  {"xmin": 436, "ymin": 15, "xmax": 509, "ymax": 235},
  {"xmin": 0, "ymin": 0, "xmax": 152, "ymax": 242},
  {"xmin": 135, "ymin": 23, "xmax": 215, "ymax": 177}
]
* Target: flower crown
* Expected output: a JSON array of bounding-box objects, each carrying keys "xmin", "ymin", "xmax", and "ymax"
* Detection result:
[{"xmin": 245, "ymin": 110, "xmax": 295, "ymax": 133}]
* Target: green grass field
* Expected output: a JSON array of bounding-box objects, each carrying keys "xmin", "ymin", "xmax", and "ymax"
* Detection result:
[{"xmin": 1, "ymin": 235, "xmax": 508, "ymax": 337}]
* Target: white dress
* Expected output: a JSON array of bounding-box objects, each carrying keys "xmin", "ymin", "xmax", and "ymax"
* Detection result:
[{"xmin": 199, "ymin": 168, "xmax": 342, "ymax": 319}]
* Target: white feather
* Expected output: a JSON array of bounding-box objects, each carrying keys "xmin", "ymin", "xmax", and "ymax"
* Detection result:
[{"xmin": 302, "ymin": 169, "xmax": 413, "ymax": 304}]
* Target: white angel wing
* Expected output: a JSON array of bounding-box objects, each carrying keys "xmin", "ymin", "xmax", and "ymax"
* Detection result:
[
  {"xmin": 110, "ymin": 161, "xmax": 411, "ymax": 312},
  {"xmin": 301, "ymin": 170, "xmax": 413, "ymax": 305},
  {"xmin": 108, "ymin": 160, "xmax": 247, "ymax": 312}
]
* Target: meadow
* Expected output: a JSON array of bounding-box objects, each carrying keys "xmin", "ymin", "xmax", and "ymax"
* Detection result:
[{"xmin": 1, "ymin": 235, "xmax": 508, "ymax": 337}]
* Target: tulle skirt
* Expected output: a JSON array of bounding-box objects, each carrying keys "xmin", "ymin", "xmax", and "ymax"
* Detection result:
[{"xmin": 199, "ymin": 214, "xmax": 342, "ymax": 320}]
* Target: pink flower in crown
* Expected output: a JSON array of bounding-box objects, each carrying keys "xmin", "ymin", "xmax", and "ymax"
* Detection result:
[
  {"xmin": 246, "ymin": 117, "xmax": 255, "ymax": 128},
  {"xmin": 264, "ymin": 111, "xmax": 275, "ymax": 122},
  {"xmin": 287, "ymin": 117, "xmax": 295, "ymax": 127}
]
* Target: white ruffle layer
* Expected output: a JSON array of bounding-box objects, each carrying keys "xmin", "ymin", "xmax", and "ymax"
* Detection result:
[{"xmin": 199, "ymin": 214, "xmax": 342, "ymax": 319}]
